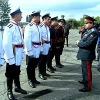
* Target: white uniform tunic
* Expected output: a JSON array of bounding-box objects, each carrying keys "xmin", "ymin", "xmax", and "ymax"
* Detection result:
[
  {"xmin": 3, "ymin": 20, "xmax": 24, "ymax": 66},
  {"xmin": 40, "ymin": 23, "xmax": 50, "ymax": 55},
  {"xmin": 24, "ymin": 21, "xmax": 42, "ymax": 58},
  {"xmin": 0, "ymin": 32, "xmax": 5, "ymax": 66}
]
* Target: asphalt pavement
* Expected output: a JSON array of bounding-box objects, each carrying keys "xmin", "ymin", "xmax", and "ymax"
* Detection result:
[{"xmin": 0, "ymin": 29, "xmax": 100, "ymax": 100}]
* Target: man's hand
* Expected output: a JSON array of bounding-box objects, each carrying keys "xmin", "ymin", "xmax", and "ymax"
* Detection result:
[{"xmin": 75, "ymin": 40, "xmax": 79, "ymax": 46}]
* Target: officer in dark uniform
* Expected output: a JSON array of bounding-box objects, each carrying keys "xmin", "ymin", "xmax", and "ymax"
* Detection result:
[
  {"xmin": 55, "ymin": 19, "xmax": 65, "ymax": 68},
  {"xmin": 76, "ymin": 15, "xmax": 98, "ymax": 92},
  {"xmin": 47, "ymin": 16, "xmax": 58, "ymax": 73}
]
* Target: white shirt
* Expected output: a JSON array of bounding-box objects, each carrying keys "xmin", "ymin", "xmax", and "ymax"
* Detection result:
[
  {"xmin": 3, "ymin": 20, "xmax": 24, "ymax": 65},
  {"xmin": 40, "ymin": 22, "xmax": 51, "ymax": 55},
  {"xmin": 24, "ymin": 21, "xmax": 42, "ymax": 58}
]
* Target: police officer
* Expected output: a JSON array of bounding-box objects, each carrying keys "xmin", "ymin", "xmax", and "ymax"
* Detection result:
[
  {"xmin": 24, "ymin": 11, "xmax": 41, "ymax": 88},
  {"xmin": 55, "ymin": 19, "xmax": 65, "ymax": 68},
  {"xmin": 0, "ymin": 32, "xmax": 5, "ymax": 67},
  {"xmin": 38, "ymin": 13, "xmax": 51, "ymax": 80},
  {"xmin": 47, "ymin": 16, "xmax": 58, "ymax": 73},
  {"xmin": 76, "ymin": 15, "xmax": 98, "ymax": 92},
  {"xmin": 3, "ymin": 7, "xmax": 27, "ymax": 100}
]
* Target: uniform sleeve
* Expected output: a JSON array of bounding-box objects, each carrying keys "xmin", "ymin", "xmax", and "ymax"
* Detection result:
[
  {"xmin": 24, "ymin": 25, "xmax": 33, "ymax": 56},
  {"xmin": 56, "ymin": 28, "xmax": 61, "ymax": 46},
  {"xmin": 40, "ymin": 27, "xmax": 43, "ymax": 52},
  {"xmin": 41, "ymin": 26, "xmax": 45, "ymax": 40},
  {"xmin": 3, "ymin": 27, "xmax": 15, "ymax": 65},
  {"xmin": 78, "ymin": 32, "xmax": 98, "ymax": 48}
]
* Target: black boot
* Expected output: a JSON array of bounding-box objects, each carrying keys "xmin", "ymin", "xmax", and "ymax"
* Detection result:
[
  {"xmin": 47, "ymin": 59, "xmax": 55, "ymax": 73},
  {"xmin": 14, "ymin": 76, "xmax": 27, "ymax": 94},
  {"xmin": 7, "ymin": 78, "xmax": 15, "ymax": 100},
  {"xmin": 55, "ymin": 55, "xmax": 62, "ymax": 68},
  {"xmin": 58, "ymin": 56, "xmax": 64, "ymax": 67},
  {"xmin": 26, "ymin": 68, "xmax": 36, "ymax": 88}
]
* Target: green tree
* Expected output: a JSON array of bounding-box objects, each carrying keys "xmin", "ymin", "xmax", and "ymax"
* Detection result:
[
  {"xmin": 66, "ymin": 18, "xmax": 80, "ymax": 29},
  {"xmin": 79, "ymin": 17, "xmax": 84, "ymax": 26},
  {"xmin": 95, "ymin": 16, "xmax": 100, "ymax": 22},
  {"xmin": 0, "ymin": 0, "xmax": 11, "ymax": 30}
]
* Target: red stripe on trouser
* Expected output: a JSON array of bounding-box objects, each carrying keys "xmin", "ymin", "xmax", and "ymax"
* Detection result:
[{"xmin": 86, "ymin": 61, "xmax": 92, "ymax": 90}]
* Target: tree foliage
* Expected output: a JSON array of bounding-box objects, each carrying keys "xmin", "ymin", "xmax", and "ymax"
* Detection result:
[{"xmin": 0, "ymin": 0, "xmax": 11, "ymax": 27}]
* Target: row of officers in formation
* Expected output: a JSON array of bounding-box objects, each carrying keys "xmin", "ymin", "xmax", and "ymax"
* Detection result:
[
  {"xmin": 0, "ymin": 7, "xmax": 68, "ymax": 100},
  {"xmin": 0, "ymin": 7, "xmax": 99, "ymax": 100}
]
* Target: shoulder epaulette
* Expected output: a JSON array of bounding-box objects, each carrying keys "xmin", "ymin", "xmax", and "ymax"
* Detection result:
[
  {"xmin": 7, "ymin": 23, "xmax": 13, "ymax": 28},
  {"xmin": 29, "ymin": 22, "xmax": 33, "ymax": 26},
  {"xmin": 40, "ymin": 23, "xmax": 44, "ymax": 27},
  {"xmin": 91, "ymin": 28, "xmax": 95, "ymax": 32}
]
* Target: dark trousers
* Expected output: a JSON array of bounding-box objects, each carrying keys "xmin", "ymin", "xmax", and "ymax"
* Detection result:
[
  {"xmin": 26, "ymin": 55, "xmax": 39, "ymax": 82},
  {"xmin": 38, "ymin": 55, "xmax": 48, "ymax": 75},
  {"xmin": 97, "ymin": 49, "xmax": 100, "ymax": 68},
  {"xmin": 81, "ymin": 60, "xmax": 92, "ymax": 90},
  {"xmin": 5, "ymin": 63, "xmax": 21, "ymax": 92},
  {"xmin": 55, "ymin": 55, "xmax": 60, "ymax": 65},
  {"xmin": 47, "ymin": 48, "xmax": 55, "ymax": 68}
]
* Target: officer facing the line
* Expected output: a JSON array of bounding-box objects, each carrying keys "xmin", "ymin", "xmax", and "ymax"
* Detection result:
[
  {"xmin": 24, "ymin": 11, "xmax": 41, "ymax": 88},
  {"xmin": 3, "ymin": 7, "xmax": 27, "ymax": 100},
  {"xmin": 76, "ymin": 15, "xmax": 98, "ymax": 92}
]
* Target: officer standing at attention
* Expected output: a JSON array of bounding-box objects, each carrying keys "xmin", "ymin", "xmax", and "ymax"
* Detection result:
[
  {"xmin": 38, "ymin": 13, "xmax": 51, "ymax": 80},
  {"xmin": 3, "ymin": 7, "xmax": 27, "ymax": 100},
  {"xmin": 55, "ymin": 19, "xmax": 65, "ymax": 68},
  {"xmin": 24, "ymin": 11, "xmax": 41, "ymax": 88},
  {"xmin": 76, "ymin": 15, "xmax": 98, "ymax": 92},
  {"xmin": 47, "ymin": 16, "xmax": 58, "ymax": 73}
]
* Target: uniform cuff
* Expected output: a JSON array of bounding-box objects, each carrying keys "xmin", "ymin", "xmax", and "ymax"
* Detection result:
[{"xmin": 8, "ymin": 58, "xmax": 15, "ymax": 65}]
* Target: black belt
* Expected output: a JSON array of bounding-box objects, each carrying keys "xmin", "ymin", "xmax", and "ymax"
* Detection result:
[
  {"xmin": 32, "ymin": 42, "xmax": 41, "ymax": 45},
  {"xmin": 44, "ymin": 41, "xmax": 50, "ymax": 44},
  {"xmin": 14, "ymin": 44, "xmax": 23, "ymax": 48}
]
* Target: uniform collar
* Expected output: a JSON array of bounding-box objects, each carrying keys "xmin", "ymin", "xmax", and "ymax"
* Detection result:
[
  {"xmin": 31, "ymin": 21, "xmax": 38, "ymax": 25},
  {"xmin": 10, "ymin": 20, "xmax": 19, "ymax": 26},
  {"xmin": 41, "ymin": 22, "xmax": 47, "ymax": 26}
]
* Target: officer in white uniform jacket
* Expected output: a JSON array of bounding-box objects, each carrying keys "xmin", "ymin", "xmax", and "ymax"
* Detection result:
[
  {"xmin": 24, "ymin": 11, "xmax": 42, "ymax": 88},
  {"xmin": 3, "ymin": 7, "xmax": 27, "ymax": 100},
  {"xmin": 38, "ymin": 13, "xmax": 51, "ymax": 80},
  {"xmin": 0, "ymin": 32, "xmax": 5, "ymax": 67}
]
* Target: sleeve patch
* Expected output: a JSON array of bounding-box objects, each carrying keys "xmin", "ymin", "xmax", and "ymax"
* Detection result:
[{"xmin": 90, "ymin": 34, "xmax": 94, "ymax": 37}]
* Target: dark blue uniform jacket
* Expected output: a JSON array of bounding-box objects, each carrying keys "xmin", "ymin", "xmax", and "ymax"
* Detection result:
[{"xmin": 77, "ymin": 27, "xmax": 98, "ymax": 60}]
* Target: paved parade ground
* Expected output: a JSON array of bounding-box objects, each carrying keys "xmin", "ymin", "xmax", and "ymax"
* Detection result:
[{"xmin": 0, "ymin": 29, "xmax": 100, "ymax": 100}]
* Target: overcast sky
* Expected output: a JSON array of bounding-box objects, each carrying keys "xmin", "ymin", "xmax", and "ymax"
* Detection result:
[{"xmin": 9, "ymin": 0, "xmax": 100, "ymax": 22}]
